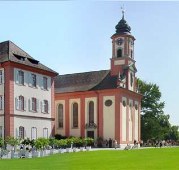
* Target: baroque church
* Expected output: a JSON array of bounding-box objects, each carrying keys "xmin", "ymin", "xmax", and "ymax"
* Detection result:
[{"xmin": 0, "ymin": 11, "xmax": 142, "ymax": 147}]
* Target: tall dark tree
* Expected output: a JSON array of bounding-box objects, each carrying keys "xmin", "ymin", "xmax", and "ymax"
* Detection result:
[
  {"xmin": 137, "ymin": 79, "xmax": 165, "ymax": 115},
  {"xmin": 165, "ymin": 125, "xmax": 179, "ymax": 141},
  {"xmin": 137, "ymin": 79, "xmax": 171, "ymax": 142}
]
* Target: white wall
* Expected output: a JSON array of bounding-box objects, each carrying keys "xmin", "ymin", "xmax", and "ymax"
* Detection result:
[
  {"xmin": 14, "ymin": 117, "xmax": 52, "ymax": 139},
  {"xmin": 129, "ymin": 99, "xmax": 133, "ymax": 142},
  {"xmin": 69, "ymin": 98, "xmax": 81, "ymax": 137},
  {"xmin": 122, "ymin": 97, "xmax": 127, "ymax": 141},
  {"xmin": 55, "ymin": 100, "xmax": 65, "ymax": 136},
  {"xmin": 103, "ymin": 96, "xmax": 115, "ymax": 140},
  {"xmin": 14, "ymin": 68, "xmax": 52, "ymax": 118},
  {"xmin": 13, "ymin": 68, "xmax": 52, "ymax": 138},
  {"xmin": 134, "ymin": 101, "xmax": 139, "ymax": 141}
]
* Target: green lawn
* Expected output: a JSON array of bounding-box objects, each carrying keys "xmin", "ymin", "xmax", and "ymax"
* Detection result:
[{"xmin": 0, "ymin": 148, "xmax": 179, "ymax": 170}]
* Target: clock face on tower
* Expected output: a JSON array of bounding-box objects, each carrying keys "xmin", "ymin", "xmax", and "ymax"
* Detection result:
[{"xmin": 116, "ymin": 38, "xmax": 124, "ymax": 46}]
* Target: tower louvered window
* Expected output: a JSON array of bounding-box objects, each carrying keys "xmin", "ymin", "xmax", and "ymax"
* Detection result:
[{"xmin": 117, "ymin": 49, "xmax": 122, "ymax": 58}]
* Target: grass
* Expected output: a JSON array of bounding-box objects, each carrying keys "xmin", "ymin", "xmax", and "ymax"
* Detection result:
[{"xmin": 0, "ymin": 148, "xmax": 179, "ymax": 170}]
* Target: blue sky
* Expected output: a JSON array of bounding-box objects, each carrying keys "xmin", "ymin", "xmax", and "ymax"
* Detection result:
[{"xmin": 0, "ymin": 1, "xmax": 179, "ymax": 125}]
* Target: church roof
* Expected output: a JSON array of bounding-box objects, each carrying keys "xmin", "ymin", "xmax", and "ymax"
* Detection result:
[
  {"xmin": 55, "ymin": 70, "xmax": 118, "ymax": 93},
  {"xmin": 0, "ymin": 40, "xmax": 57, "ymax": 74}
]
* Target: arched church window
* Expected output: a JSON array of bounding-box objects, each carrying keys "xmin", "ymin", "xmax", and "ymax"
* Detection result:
[
  {"xmin": 72, "ymin": 103, "xmax": 78, "ymax": 128},
  {"xmin": 89, "ymin": 101, "xmax": 94, "ymax": 124},
  {"xmin": 58, "ymin": 104, "xmax": 63, "ymax": 128},
  {"xmin": 117, "ymin": 49, "xmax": 122, "ymax": 58}
]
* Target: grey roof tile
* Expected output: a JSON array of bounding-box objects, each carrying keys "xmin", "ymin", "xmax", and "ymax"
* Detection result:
[
  {"xmin": 0, "ymin": 41, "xmax": 57, "ymax": 75},
  {"xmin": 55, "ymin": 70, "xmax": 118, "ymax": 93}
]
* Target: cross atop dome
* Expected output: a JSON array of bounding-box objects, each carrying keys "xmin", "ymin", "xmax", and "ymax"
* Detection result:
[
  {"xmin": 121, "ymin": 6, "xmax": 125, "ymax": 19},
  {"xmin": 113, "ymin": 7, "xmax": 131, "ymax": 35}
]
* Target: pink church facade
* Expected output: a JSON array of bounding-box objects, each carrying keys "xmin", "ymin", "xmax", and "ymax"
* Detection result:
[{"xmin": 54, "ymin": 13, "xmax": 142, "ymax": 147}]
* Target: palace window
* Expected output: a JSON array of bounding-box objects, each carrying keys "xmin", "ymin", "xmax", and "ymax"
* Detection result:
[
  {"xmin": 43, "ymin": 128, "xmax": 48, "ymax": 139},
  {"xmin": 43, "ymin": 77, "xmax": 48, "ymax": 90},
  {"xmin": 16, "ymin": 70, "xmax": 24, "ymax": 85},
  {"xmin": 41, "ymin": 100, "xmax": 49, "ymax": 113},
  {"xmin": 0, "ymin": 70, "xmax": 4, "ymax": 84},
  {"xmin": 19, "ymin": 126, "xmax": 25, "ymax": 139},
  {"xmin": 29, "ymin": 97, "xmax": 39, "ymax": 112},
  {"xmin": 117, "ymin": 49, "xmax": 122, "ymax": 58},
  {"xmin": 31, "ymin": 74, "xmax": 37, "ymax": 87},
  {"xmin": 15, "ymin": 95, "xmax": 26, "ymax": 111},
  {"xmin": 72, "ymin": 103, "xmax": 78, "ymax": 128},
  {"xmin": 0, "ymin": 96, "xmax": 3, "ymax": 110},
  {"xmin": 0, "ymin": 126, "xmax": 2, "ymax": 138},
  {"xmin": 31, "ymin": 127, "xmax": 37, "ymax": 140},
  {"xmin": 88, "ymin": 101, "xmax": 94, "ymax": 124},
  {"xmin": 58, "ymin": 104, "xmax": 63, "ymax": 128}
]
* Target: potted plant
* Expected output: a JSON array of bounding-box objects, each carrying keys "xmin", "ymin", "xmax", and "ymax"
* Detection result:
[
  {"xmin": 0, "ymin": 138, "xmax": 5, "ymax": 158},
  {"xmin": 72, "ymin": 137, "xmax": 79, "ymax": 152},
  {"xmin": 66, "ymin": 138, "xmax": 74, "ymax": 153},
  {"xmin": 57, "ymin": 139, "xmax": 67, "ymax": 153},
  {"xmin": 49, "ymin": 138, "xmax": 59, "ymax": 154},
  {"xmin": 85, "ymin": 137, "xmax": 94, "ymax": 151},
  {"xmin": 34, "ymin": 138, "xmax": 49, "ymax": 157},
  {"xmin": 5, "ymin": 136, "xmax": 19, "ymax": 158},
  {"xmin": 21, "ymin": 138, "xmax": 32, "ymax": 158},
  {"xmin": 79, "ymin": 138, "xmax": 86, "ymax": 151}
]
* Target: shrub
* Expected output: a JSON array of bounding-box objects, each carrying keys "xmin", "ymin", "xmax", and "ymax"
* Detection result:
[
  {"xmin": 34, "ymin": 138, "xmax": 49, "ymax": 150},
  {"xmin": 66, "ymin": 138, "xmax": 74, "ymax": 148},
  {"xmin": 57, "ymin": 139, "xmax": 67, "ymax": 148},
  {"xmin": 85, "ymin": 137, "xmax": 94, "ymax": 146},
  {"xmin": 49, "ymin": 138, "xmax": 59, "ymax": 149},
  {"xmin": 0, "ymin": 137, "xmax": 4, "ymax": 148},
  {"xmin": 77, "ymin": 138, "xmax": 86, "ymax": 147},
  {"xmin": 5, "ymin": 136, "xmax": 19, "ymax": 149},
  {"xmin": 21, "ymin": 138, "xmax": 31, "ymax": 145}
]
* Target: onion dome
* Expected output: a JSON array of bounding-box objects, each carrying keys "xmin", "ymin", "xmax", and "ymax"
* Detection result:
[{"xmin": 115, "ymin": 10, "xmax": 131, "ymax": 35}]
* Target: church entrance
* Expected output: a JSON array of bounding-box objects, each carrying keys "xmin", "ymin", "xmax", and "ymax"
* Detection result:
[{"xmin": 87, "ymin": 131, "xmax": 94, "ymax": 139}]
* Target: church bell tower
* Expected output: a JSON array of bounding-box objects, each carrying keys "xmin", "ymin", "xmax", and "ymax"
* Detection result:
[{"xmin": 110, "ymin": 9, "xmax": 137, "ymax": 92}]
